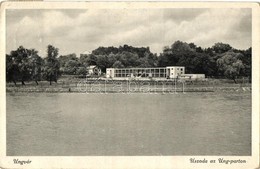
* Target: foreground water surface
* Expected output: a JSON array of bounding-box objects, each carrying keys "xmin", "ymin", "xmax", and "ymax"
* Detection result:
[{"xmin": 7, "ymin": 92, "xmax": 251, "ymax": 156}]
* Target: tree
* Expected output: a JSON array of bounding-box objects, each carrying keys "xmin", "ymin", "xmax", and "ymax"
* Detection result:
[
  {"xmin": 79, "ymin": 54, "xmax": 98, "ymax": 67},
  {"xmin": 59, "ymin": 53, "xmax": 77, "ymax": 66},
  {"xmin": 217, "ymin": 51, "xmax": 245, "ymax": 83},
  {"xmin": 7, "ymin": 46, "xmax": 32, "ymax": 85},
  {"xmin": 107, "ymin": 53, "xmax": 117, "ymax": 67},
  {"xmin": 204, "ymin": 47, "xmax": 214, "ymax": 56},
  {"xmin": 136, "ymin": 52, "xmax": 158, "ymax": 68},
  {"xmin": 171, "ymin": 40, "xmax": 193, "ymax": 52},
  {"xmin": 118, "ymin": 51, "xmax": 139, "ymax": 67},
  {"xmin": 76, "ymin": 66, "xmax": 87, "ymax": 76},
  {"xmin": 92, "ymin": 46, "xmax": 119, "ymax": 55},
  {"xmin": 85, "ymin": 54, "xmax": 97, "ymax": 65},
  {"xmin": 137, "ymin": 57, "xmax": 150, "ymax": 67},
  {"xmin": 144, "ymin": 52, "xmax": 158, "ymax": 67},
  {"xmin": 42, "ymin": 45, "xmax": 60, "ymax": 85},
  {"xmin": 64, "ymin": 59, "xmax": 81, "ymax": 75},
  {"xmin": 159, "ymin": 41, "xmax": 197, "ymax": 73},
  {"xmin": 158, "ymin": 41, "xmax": 244, "ymax": 77},
  {"xmin": 96, "ymin": 55, "xmax": 110, "ymax": 72},
  {"xmin": 192, "ymin": 53, "xmax": 215, "ymax": 76},
  {"xmin": 28, "ymin": 49, "xmax": 43, "ymax": 85},
  {"xmin": 79, "ymin": 54, "xmax": 89, "ymax": 67},
  {"xmin": 112, "ymin": 61, "xmax": 124, "ymax": 68},
  {"xmin": 158, "ymin": 52, "xmax": 170, "ymax": 67},
  {"xmin": 212, "ymin": 42, "xmax": 232, "ymax": 54},
  {"xmin": 6, "ymin": 47, "xmax": 44, "ymax": 85},
  {"xmin": 236, "ymin": 47, "xmax": 251, "ymax": 81},
  {"xmin": 6, "ymin": 54, "xmax": 19, "ymax": 85},
  {"xmin": 188, "ymin": 43, "xmax": 204, "ymax": 53},
  {"xmin": 118, "ymin": 45, "xmax": 151, "ymax": 58}
]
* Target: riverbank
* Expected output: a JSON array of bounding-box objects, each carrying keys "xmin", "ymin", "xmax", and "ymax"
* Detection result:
[{"xmin": 6, "ymin": 76, "xmax": 251, "ymax": 93}]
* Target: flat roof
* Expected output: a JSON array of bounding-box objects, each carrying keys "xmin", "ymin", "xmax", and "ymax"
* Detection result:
[{"xmin": 107, "ymin": 66, "xmax": 184, "ymax": 70}]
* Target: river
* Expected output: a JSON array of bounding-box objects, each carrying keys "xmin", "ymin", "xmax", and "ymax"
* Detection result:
[{"xmin": 6, "ymin": 92, "xmax": 251, "ymax": 156}]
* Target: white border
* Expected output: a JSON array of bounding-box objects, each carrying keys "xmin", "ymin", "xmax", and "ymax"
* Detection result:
[{"xmin": 0, "ymin": 2, "xmax": 259, "ymax": 169}]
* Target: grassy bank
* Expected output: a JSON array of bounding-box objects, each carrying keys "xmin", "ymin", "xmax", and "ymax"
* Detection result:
[{"xmin": 6, "ymin": 76, "xmax": 251, "ymax": 93}]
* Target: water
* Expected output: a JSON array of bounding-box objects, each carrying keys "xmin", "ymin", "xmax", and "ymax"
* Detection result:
[{"xmin": 6, "ymin": 92, "xmax": 251, "ymax": 156}]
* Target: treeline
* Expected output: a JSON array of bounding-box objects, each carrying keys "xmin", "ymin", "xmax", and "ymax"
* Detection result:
[
  {"xmin": 6, "ymin": 45, "xmax": 60, "ymax": 85},
  {"xmin": 73, "ymin": 41, "xmax": 251, "ymax": 83},
  {"xmin": 6, "ymin": 41, "xmax": 251, "ymax": 85},
  {"xmin": 158, "ymin": 41, "xmax": 251, "ymax": 83},
  {"xmin": 79, "ymin": 45, "xmax": 158, "ymax": 72},
  {"xmin": 58, "ymin": 45, "xmax": 157, "ymax": 74}
]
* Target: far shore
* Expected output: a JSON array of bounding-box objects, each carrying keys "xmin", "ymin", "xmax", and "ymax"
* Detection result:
[{"xmin": 6, "ymin": 76, "xmax": 251, "ymax": 93}]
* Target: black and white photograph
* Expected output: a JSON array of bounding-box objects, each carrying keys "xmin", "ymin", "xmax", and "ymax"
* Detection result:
[{"xmin": 0, "ymin": 1, "xmax": 259, "ymax": 169}]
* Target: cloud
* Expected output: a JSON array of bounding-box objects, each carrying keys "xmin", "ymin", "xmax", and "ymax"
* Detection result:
[
  {"xmin": 6, "ymin": 8, "xmax": 252, "ymax": 57},
  {"xmin": 162, "ymin": 8, "xmax": 207, "ymax": 23}
]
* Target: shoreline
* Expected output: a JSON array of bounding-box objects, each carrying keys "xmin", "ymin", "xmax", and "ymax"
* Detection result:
[
  {"xmin": 6, "ymin": 86, "xmax": 251, "ymax": 93},
  {"xmin": 6, "ymin": 77, "xmax": 251, "ymax": 93}
]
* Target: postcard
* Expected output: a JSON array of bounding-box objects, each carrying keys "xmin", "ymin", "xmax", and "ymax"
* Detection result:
[{"xmin": 0, "ymin": 1, "xmax": 259, "ymax": 169}]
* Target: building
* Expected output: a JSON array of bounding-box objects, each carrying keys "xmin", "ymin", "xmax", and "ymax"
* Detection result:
[
  {"xmin": 106, "ymin": 66, "xmax": 185, "ymax": 79},
  {"xmin": 87, "ymin": 65, "xmax": 102, "ymax": 76},
  {"xmin": 180, "ymin": 74, "xmax": 205, "ymax": 79}
]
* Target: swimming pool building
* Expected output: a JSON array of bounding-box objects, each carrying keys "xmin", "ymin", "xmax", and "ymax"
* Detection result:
[{"xmin": 106, "ymin": 66, "xmax": 185, "ymax": 79}]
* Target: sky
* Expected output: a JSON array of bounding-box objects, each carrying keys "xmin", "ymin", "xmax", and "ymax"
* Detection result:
[{"xmin": 6, "ymin": 8, "xmax": 251, "ymax": 57}]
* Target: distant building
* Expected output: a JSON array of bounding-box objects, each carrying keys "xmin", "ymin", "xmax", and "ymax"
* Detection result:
[
  {"xmin": 106, "ymin": 66, "xmax": 185, "ymax": 79},
  {"xmin": 87, "ymin": 65, "xmax": 101, "ymax": 76},
  {"xmin": 106, "ymin": 66, "xmax": 205, "ymax": 80},
  {"xmin": 180, "ymin": 74, "xmax": 205, "ymax": 79}
]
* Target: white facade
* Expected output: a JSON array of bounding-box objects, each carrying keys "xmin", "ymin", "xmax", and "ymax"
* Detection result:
[
  {"xmin": 106, "ymin": 66, "xmax": 185, "ymax": 79},
  {"xmin": 106, "ymin": 68, "xmax": 115, "ymax": 78},
  {"xmin": 180, "ymin": 74, "xmax": 205, "ymax": 79},
  {"xmin": 106, "ymin": 66, "xmax": 206, "ymax": 80},
  {"xmin": 166, "ymin": 66, "xmax": 185, "ymax": 78}
]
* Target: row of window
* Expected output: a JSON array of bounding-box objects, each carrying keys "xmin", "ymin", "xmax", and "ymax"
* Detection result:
[
  {"xmin": 115, "ymin": 69, "xmax": 166, "ymax": 74},
  {"xmin": 114, "ymin": 73, "xmax": 167, "ymax": 78},
  {"xmin": 178, "ymin": 71, "xmax": 184, "ymax": 74},
  {"xmin": 170, "ymin": 67, "xmax": 184, "ymax": 71},
  {"xmin": 111, "ymin": 68, "xmax": 184, "ymax": 73}
]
